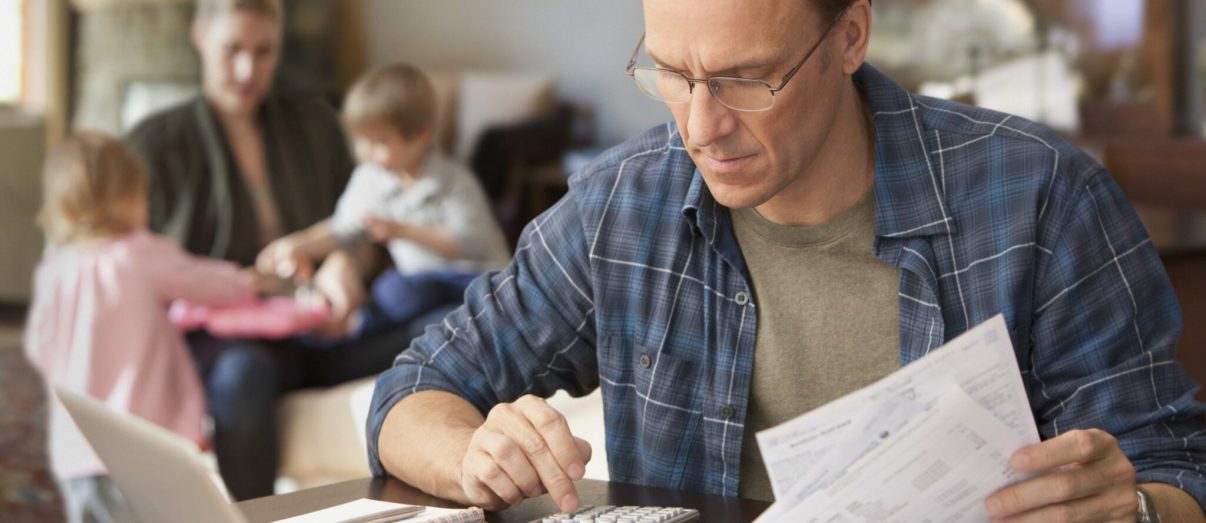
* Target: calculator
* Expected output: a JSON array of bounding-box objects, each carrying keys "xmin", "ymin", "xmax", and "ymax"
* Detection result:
[{"xmin": 532, "ymin": 504, "xmax": 701, "ymax": 523}]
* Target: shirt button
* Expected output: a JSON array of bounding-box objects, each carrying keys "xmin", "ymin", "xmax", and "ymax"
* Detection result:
[
  {"xmin": 638, "ymin": 354, "xmax": 651, "ymax": 368},
  {"xmin": 735, "ymin": 292, "xmax": 749, "ymax": 306},
  {"xmin": 720, "ymin": 405, "xmax": 735, "ymax": 420}
]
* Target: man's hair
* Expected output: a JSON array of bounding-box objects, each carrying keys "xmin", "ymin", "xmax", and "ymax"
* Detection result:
[
  {"xmin": 194, "ymin": 0, "xmax": 282, "ymax": 24},
  {"xmin": 816, "ymin": 0, "xmax": 864, "ymax": 22},
  {"xmin": 37, "ymin": 131, "xmax": 149, "ymax": 244},
  {"xmin": 342, "ymin": 63, "xmax": 438, "ymax": 139}
]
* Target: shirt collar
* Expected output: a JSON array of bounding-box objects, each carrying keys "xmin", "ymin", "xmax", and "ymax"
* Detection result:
[
  {"xmin": 680, "ymin": 63, "xmax": 956, "ymax": 244},
  {"xmin": 860, "ymin": 63, "xmax": 956, "ymax": 239}
]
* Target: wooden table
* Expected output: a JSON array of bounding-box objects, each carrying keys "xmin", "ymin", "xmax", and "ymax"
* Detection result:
[{"xmin": 236, "ymin": 477, "xmax": 770, "ymax": 523}]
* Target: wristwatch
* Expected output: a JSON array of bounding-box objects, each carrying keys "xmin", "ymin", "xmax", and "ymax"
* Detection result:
[{"xmin": 1136, "ymin": 486, "xmax": 1161, "ymax": 523}]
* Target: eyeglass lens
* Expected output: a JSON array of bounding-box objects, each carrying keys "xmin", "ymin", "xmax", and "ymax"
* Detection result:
[{"xmin": 633, "ymin": 68, "xmax": 776, "ymax": 111}]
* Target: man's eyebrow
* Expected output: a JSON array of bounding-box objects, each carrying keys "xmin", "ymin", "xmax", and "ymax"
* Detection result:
[{"xmin": 644, "ymin": 48, "xmax": 780, "ymax": 77}]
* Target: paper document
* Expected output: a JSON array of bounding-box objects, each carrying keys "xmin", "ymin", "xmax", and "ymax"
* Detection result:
[
  {"xmin": 272, "ymin": 498, "xmax": 485, "ymax": 523},
  {"xmin": 755, "ymin": 314, "xmax": 1039, "ymax": 522}
]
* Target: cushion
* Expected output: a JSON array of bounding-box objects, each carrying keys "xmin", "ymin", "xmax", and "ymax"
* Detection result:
[
  {"xmin": 277, "ymin": 377, "xmax": 376, "ymax": 488},
  {"xmin": 425, "ymin": 70, "xmax": 460, "ymax": 156},
  {"xmin": 454, "ymin": 72, "xmax": 557, "ymax": 162}
]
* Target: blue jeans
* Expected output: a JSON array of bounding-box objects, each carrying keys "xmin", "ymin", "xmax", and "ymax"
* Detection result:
[
  {"xmin": 187, "ymin": 275, "xmax": 459, "ymax": 500},
  {"xmin": 356, "ymin": 269, "xmax": 480, "ymax": 338}
]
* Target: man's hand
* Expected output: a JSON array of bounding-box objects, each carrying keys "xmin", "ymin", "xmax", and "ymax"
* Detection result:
[
  {"xmin": 363, "ymin": 216, "xmax": 410, "ymax": 244},
  {"xmin": 310, "ymin": 251, "xmax": 367, "ymax": 338},
  {"xmin": 986, "ymin": 429, "xmax": 1138, "ymax": 522},
  {"xmin": 460, "ymin": 395, "xmax": 591, "ymax": 513},
  {"xmin": 256, "ymin": 237, "xmax": 315, "ymax": 282}
]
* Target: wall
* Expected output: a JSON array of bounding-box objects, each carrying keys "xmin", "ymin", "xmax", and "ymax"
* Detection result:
[
  {"xmin": 0, "ymin": 112, "xmax": 46, "ymax": 303},
  {"xmin": 71, "ymin": 2, "xmax": 198, "ymax": 135},
  {"xmin": 364, "ymin": 0, "xmax": 671, "ymax": 146}
]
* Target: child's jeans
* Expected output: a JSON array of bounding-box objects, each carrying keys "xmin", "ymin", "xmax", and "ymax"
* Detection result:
[
  {"xmin": 356, "ymin": 269, "xmax": 481, "ymax": 338},
  {"xmin": 60, "ymin": 475, "xmax": 136, "ymax": 523}
]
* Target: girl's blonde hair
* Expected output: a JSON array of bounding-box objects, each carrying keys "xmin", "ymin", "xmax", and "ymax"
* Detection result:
[{"xmin": 37, "ymin": 131, "xmax": 148, "ymax": 243}]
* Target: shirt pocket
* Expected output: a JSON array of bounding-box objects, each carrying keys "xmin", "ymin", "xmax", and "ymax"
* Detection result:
[{"xmin": 601, "ymin": 334, "xmax": 703, "ymax": 489}]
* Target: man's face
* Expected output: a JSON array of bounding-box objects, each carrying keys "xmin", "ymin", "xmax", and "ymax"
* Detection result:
[
  {"xmin": 193, "ymin": 11, "xmax": 280, "ymax": 116},
  {"xmin": 643, "ymin": 0, "xmax": 849, "ymax": 210}
]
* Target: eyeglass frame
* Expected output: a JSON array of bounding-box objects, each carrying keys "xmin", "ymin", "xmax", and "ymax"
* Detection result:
[{"xmin": 624, "ymin": 6, "xmax": 851, "ymax": 112}]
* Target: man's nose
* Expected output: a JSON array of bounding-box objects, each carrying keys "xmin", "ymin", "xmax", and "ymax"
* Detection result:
[{"xmin": 685, "ymin": 83, "xmax": 737, "ymax": 148}]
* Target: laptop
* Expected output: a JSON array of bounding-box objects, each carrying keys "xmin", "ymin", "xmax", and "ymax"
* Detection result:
[{"xmin": 54, "ymin": 386, "xmax": 249, "ymax": 523}]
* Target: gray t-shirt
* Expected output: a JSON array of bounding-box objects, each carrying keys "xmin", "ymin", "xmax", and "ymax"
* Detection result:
[
  {"xmin": 328, "ymin": 151, "xmax": 511, "ymax": 274},
  {"xmin": 732, "ymin": 190, "xmax": 900, "ymax": 501}
]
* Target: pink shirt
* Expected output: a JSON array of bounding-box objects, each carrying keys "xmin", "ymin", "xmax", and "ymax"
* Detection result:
[{"xmin": 24, "ymin": 229, "xmax": 251, "ymax": 481}]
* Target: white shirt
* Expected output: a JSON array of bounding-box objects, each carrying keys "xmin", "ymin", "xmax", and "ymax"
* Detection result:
[{"xmin": 328, "ymin": 152, "xmax": 511, "ymax": 274}]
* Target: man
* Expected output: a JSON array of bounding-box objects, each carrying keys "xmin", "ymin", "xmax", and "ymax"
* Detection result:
[
  {"xmin": 368, "ymin": 0, "xmax": 1206, "ymax": 520},
  {"xmin": 126, "ymin": 0, "xmax": 437, "ymax": 500}
]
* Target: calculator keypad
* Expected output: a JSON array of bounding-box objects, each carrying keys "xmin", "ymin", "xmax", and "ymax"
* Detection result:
[{"xmin": 533, "ymin": 504, "xmax": 700, "ymax": 523}]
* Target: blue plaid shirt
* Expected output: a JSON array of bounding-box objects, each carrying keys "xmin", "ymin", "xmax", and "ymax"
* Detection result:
[{"xmin": 368, "ymin": 64, "xmax": 1206, "ymax": 504}]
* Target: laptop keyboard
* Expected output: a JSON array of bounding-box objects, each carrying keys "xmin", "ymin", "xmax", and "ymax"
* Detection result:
[{"xmin": 532, "ymin": 504, "xmax": 701, "ymax": 523}]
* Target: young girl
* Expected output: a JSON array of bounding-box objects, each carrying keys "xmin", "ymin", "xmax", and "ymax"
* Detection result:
[{"xmin": 24, "ymin": 132, "xmax": 260, "ymax": 523}]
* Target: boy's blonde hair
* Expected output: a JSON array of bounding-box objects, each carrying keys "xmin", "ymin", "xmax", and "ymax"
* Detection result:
[
  {"xmin": 194, "ymin": 0, "xmax": 282, "ymax": 24},
  {"xmin": 342, "ymin": 63, "xmax": 437, "ymax": 139},
  {"xmin": 37, "ymin": 131, "xmax": 148, "ymax": 244}
]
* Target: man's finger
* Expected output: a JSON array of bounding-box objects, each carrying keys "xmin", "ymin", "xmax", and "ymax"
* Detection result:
[
  {"xmin": 477, "ymin": 426, "xmax": 544, "ymax": 499},
  {"xmin": 990, "ymin": 485, "xmax": 1138, "ymax": 523},
  {"xmin": 573, "ymin": 437, "xmax": 593, "ymax": 468},
  {"xmin": 466, "ymin": 445, "xmax": 525, "ymax": 507},
  {"xmin": 461, "ymin": 471, "xmax": 510, "ymax": 512},
  {"xmin": 986, "ymin": 466, "xmax": 1114, "ymax": 517},
  {"xmin": 499, "ymin": 398, "xmax": 582, "ymax": 512},
  {"xmin": 516, "ymin": 396, "xmax": 588, "ymax": 480},
  {"xmin": 1010, "ymin": 429, "xmax": 1116, "ymax": 473}
]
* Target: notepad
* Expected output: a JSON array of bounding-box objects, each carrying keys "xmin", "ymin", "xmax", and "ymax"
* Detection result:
[{"xmin": 272, "ymin": 498, "xmax": 485, "ymax": 523}]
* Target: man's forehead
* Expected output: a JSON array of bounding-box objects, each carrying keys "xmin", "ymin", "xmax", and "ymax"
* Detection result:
[
  {"xmin": 642, "ymin": 0, "xmax": 817, "ymax": 69},
  {"xmin": 643, "ymin": 0, "xmax": 818, "ymax": 31}
]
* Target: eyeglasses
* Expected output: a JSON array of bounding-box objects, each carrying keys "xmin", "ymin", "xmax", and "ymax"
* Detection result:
[{"xmin": 625, "ymin": 8, "xmax": 849, "ymax": 112}]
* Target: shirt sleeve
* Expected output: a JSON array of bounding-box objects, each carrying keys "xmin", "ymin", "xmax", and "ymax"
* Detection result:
[
  {"xmin": 365, "ymin": 191, "xmax": 598, "ymax": 476},
  {"xmin": 1030, "ymin": 167, "xmax": 1206, "ymax": 505},
  {"xmin": 138, "ymin": 233, "xmax": 253, "ymax": 305},
  {"xmin": 327, "ymin": 166, "xmax": 373, "ymax": 246}
]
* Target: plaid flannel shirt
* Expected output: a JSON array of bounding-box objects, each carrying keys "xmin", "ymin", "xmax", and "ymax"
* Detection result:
[{"xmin": 368, "ymin": 64, "xmax": 1206, "ymax": 504}]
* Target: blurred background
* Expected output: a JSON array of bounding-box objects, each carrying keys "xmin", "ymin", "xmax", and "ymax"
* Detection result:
[
  {"xmin": 3, "ymin": 0, "xmax": 1206, "ymax": 302},
  {"xmin": 2, "ymin": 0, "xmax": 1206, "ymax": 520}
]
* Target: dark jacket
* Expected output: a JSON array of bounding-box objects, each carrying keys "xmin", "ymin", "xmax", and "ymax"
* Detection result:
[{"xmin": 126, "ymin": 93, "xmax": 354, "ymax": 266}]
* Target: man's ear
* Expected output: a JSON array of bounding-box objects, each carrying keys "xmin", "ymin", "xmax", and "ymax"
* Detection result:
[{"xmin": 841, "ymin": 0, "xmax": 873, "ymax": 76}]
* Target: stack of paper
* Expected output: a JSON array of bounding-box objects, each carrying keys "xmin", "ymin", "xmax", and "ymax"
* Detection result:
[
  {"xmin": 273, "ymin": 499, "xmax": 485, "ymax": 523},
  {"xmin": 755, "ymin": 315, "xmax": 1040, "ymax": 522}
]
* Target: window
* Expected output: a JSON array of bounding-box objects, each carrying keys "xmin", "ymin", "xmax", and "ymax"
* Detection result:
[{"xmin": 0, "ymin": 0, "xmax": 24, "ymax": 104}]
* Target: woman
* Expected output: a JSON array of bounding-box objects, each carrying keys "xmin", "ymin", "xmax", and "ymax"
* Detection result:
[{"xmin": 125, "ymin": 0, "xmax": 430, "ymax": 501}]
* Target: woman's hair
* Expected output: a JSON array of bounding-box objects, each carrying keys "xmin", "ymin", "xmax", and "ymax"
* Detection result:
[
  {"xmin": 194, "ymin": 0, "xmax": 282, "ymax": 25},
  {"xmin": 342, "ymin": 63, "xmax": 438, "ymax": 139},
  {"xmin": 37, "ymin": 131, "xmax": 149, "ymax": 244}
]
